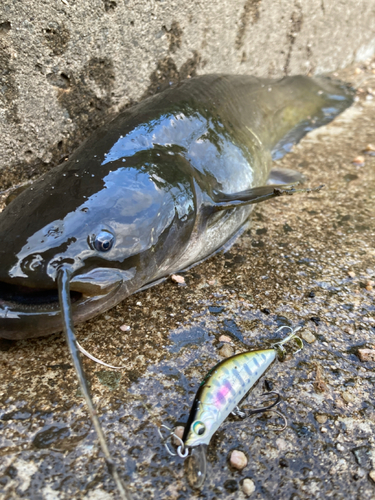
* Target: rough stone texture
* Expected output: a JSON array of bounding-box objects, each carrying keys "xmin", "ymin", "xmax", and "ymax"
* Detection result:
[
  {"xmin": 0, "ymin": 62, "xmax": 375, "ymax": 499},
  {"xmin": 1, "ymin": 0, "xmax": 375, "ymax": 188}
]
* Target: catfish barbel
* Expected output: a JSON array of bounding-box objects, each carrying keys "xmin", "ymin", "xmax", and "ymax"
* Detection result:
[{"xmin": 0, "ymin": 74, "xmax": 353, "ymax": 498}]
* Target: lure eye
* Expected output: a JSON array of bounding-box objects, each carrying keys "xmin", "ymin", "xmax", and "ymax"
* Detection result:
[
  {"xmin": 93, "ymin": 230, "xmax": 115, "ymax": 252},
  {"xmin": 192, "ymin": 421, "xmax": 206, "ymax": 436}
]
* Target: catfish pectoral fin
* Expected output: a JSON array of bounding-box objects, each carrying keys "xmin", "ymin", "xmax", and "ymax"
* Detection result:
[
  {"xmin": 209, "ymin": 184, "xmax": 324, "ymax": 212},
  {"xmin": 70, "ymin": 268, "xmax": 136, "ymax": 296},
  {"xmin": 267, "ymin": 167, "xmax": 306, "ymax": 185}
]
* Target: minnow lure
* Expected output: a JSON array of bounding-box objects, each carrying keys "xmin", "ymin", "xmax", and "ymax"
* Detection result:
[{"xmin": 160, "ymin": 327, "xmax": 303, "ymax": 488}]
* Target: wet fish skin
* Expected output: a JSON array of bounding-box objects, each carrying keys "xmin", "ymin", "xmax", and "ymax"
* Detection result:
[{"xmin": 0, "ymin": 75, "xmax": 353, "ymax": 339}]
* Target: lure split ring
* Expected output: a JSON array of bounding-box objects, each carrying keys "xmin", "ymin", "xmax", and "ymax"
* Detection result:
[{"xmin": 157, "ymin": 424, "xmax": 188, "ymax": 457}]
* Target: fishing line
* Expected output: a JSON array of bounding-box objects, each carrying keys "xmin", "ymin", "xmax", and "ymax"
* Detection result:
[{"xmin": 76, "ymin": 340, "xmax": 127, "ymax": 369}]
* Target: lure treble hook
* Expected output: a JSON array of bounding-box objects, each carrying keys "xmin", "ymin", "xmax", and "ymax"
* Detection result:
[
  {"xmin": 233, "ymin": 391, "xmax": 288, "ymax": 432},
  {"xmin": 272, "ymin": 326, "xmax": 304, "ymax": 356},
  {"xmin": 234, "ymin": 390, "xmax": 281, "ymax": 418},
  {"xmin": 157, "ymin": 424, "xmax": 188, "ymax": 458}
]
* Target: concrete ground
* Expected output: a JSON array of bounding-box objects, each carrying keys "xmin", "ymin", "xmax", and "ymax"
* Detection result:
[{"xmin": 0, "ymin": 63, "xmax": 375, "ymax": 499}]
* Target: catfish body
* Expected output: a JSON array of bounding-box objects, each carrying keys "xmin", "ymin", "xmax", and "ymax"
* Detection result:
[{"xmin": 0, "ymin": 75, "xmax": 353, "ymax": 339}]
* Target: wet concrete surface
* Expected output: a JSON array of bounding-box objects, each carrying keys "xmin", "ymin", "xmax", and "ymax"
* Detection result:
[{"xmin": 0, "ymin": 63, "xmax": 375, "ymax": 499}]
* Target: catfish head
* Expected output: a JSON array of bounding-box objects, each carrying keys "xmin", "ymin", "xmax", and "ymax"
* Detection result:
[{"xmin": 0, "ymin": 149, "xmax": 195, "ymax": 339}]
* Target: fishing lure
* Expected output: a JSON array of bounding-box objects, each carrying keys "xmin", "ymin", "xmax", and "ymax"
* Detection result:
[{"xmin": 159, "ymin": 326, "xmax": 303, "ymax": 488}]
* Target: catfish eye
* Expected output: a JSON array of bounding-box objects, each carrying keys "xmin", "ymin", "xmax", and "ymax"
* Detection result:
[
  {"xmin": 93, "ymin": 230, "xmax": 114, "ymax": 252},
  {"xmin": 192, "ymin": 421, "xmax": 206, "ymax": 436}
]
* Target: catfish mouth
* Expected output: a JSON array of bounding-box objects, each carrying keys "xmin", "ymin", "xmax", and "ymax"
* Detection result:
[
  {"xmin": 0, "ymin": 268, "xmax": 130, "ymax": 339},
  {"xmin": 0, "ymin": 281, "xmax": 82, "ymax": 310},
  {"xmin": 0, "ymin": 266, "xmax": 128, "ymax": 313}
]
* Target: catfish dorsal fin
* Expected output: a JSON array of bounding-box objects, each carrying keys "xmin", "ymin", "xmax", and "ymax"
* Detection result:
[{"xmin": 209, "ymin": 184, "xmax": 324, "ymax": 213}]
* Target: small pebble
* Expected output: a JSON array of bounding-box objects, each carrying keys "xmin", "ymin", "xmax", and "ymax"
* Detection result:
[
  {"xmin": 219, "ymin": 344, "xmax": 234, "ymax": 358},
  {"xmin": 343, "ymin": 326, "xmax": 355, "ymax": 335},
  {"xmin": 336, "ymin": 443, "xmax": 345, "ymax": 452},
  {"xmin": 320, "ymin": 427, "xmax": 328, "ymax": 433},
  {"xmin": 352, "ymin": 155, "xmax": 365, "ymax": 165},
  {"xmin": 136, "ymin": 301, "xmax": 142, "ymax": 306},
  {"xmin": 364, "ymin": 144, "xmax": 375, "ymax": 152},
  {"xmin": 207, "ymin": 279, "xmax": 217, "ymax": 286},
  {"xmin": 342, "ymin": 391, "xmax": 355, "ymax": 403},
  {"xmin": 354, "ymin": 67, "xmax": 362, "ymax": 74},
  {"xmin": 174, "ymin": 426, "xmax": 184, "ymax": 439},
  {"xmin": 369, "ymin": 470, "xmax": 375, "ymax": 483},
  {"xmin": 348, "ymin": 271, "xmax": 356, "ymax": 278},
  {"xmin": 171, "ymin": 274, "xmax": 185, "ymax": 284},
  {"xmin": 366, "ymin": 284, "xmax": 373, "ymax": 291},
  {"xmin": 264, "ymin": 379, "xmax": 273, "ymax": 391},
  {"xmin": 173, "ymin": 426, "xmax": 184, "ymax": 445},
  {"xmin": 358, "ymin": 348, "xmax": 375, "ymax": 362},
  {"xmin": 276, "ymin": 438, "xmax": 288, "ymax": 451},
  {"xmin": 357, "ymin": 468, "xmax": 366, "ymax": 478},
  {"xmin": 120, "ymin": 324, "xmax": 131, "ymax": 332},
  {"xmin": 310, "ymin": 316, "xmax": 321, "ymax": 325},
  {"xmin": 242, "ymin": 478, "xmax": 255, "ymax": 496},
  {"xmin": 301, "ymin": 330, "xmax": 316, "ymax": 344},
  {"xmin": 219, "ymin": 335, "xmax": 232, "ymax": 343},
  {"xmin": 315, "ymin": 414, "xmax": 328, "ymax": 424},
  {"xmin": 230, "ymin": 450, "xmax": 248, "ymax": 470}
]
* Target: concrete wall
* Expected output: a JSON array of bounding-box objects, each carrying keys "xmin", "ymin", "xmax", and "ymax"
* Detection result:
[{"xmin": 1, "ymin": 0, "xmax": 375, "ymax": 184}]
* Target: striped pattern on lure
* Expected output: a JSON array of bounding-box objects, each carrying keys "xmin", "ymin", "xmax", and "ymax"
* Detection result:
[{"xmin": 182, "ymin": 329, "xmax": 302, "ymax": 449}]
